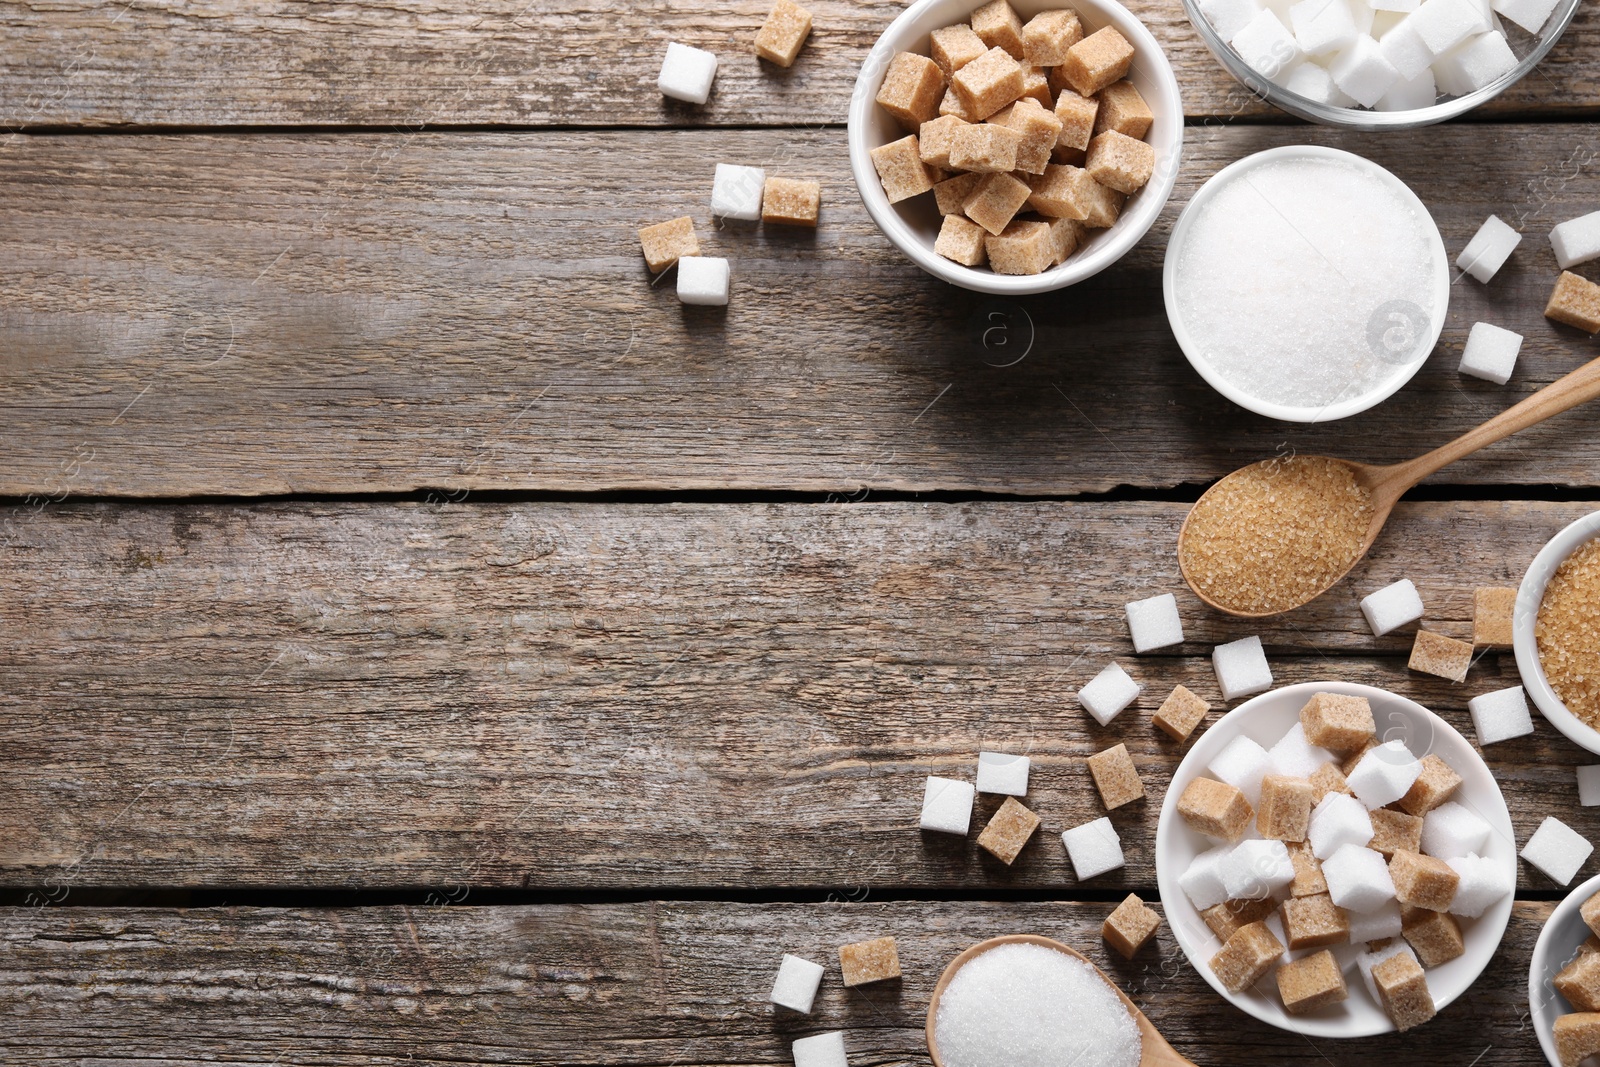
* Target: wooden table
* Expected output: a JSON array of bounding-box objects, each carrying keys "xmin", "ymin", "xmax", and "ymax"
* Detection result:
[{"xmin": 2, "ymin": 1, "xmax": 1599, "ymax": 1062}]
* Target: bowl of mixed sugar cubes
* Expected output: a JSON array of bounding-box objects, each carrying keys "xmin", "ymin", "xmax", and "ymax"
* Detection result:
[
  {"xmin": 847, "ymin": 0, "xmax": 1183, "ymax": 293},
  {"xmin": 1156, "ymin": 681, "xmax": 1518, "ymax": 1037}
]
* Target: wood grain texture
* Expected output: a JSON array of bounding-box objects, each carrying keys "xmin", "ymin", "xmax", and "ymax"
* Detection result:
[
  {"xmin": 0, "ymin": 899, "xmax": 1560, "ymax": 1064},
  {"xmin": 0, "ymin": 0, "xmax": 1594, "ymax": 130},
  {"xmin": 1, "ymin": 498, "xmax": 1594, "ymax": 890},
  {"xmin": 3, "ymin": 124, "xmax": 1600, "ymax": 498}
]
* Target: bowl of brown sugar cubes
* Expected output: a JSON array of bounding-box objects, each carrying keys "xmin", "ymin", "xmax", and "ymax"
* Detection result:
[{"xmin": 847, "ymin": 0, "xmax": 1183, "ymax": 294}]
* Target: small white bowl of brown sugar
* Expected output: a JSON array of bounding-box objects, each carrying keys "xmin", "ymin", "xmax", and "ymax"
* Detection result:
[{"xmin": 1516, "ymin": 511, "xmax": 1600, "ymax": 754}]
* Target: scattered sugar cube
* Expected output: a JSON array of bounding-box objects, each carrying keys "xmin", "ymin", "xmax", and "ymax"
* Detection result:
[
  {"xmin": 1555, "ymin": 1015, "xmax": 1600, "ymax": 1067},
  {"xmin": 1202, "ymin": 896, "xmax": 1278, "ymax": 940},
  {"xmin": 1522, "ymin": 816, "xmax": 1594, "ymax": 885},
  {"xmin": 977, "ymin": 751, "xmax": 1030, "ymax": 796},
  {"xmin": 1433, "ymin": 30, "xmax": 1516, "ymax": 96},
  {"xmin": 933, "ymin": 172, "xmax": 982, "ymax": 215},
  {"xmin": 1213, "ymin": 636, "xmax": 1273, "ymax": 702},
  {"xmin": 1288, "ymin": 840, "xmax": 1327, "ymax": 896},
  {"xmin": 1378, "ymin": 18, "xmax": 1435, "ymax": 79},
  {"xmin": 1085, "ymin": 131, "xmax": 1155, "ymax": 195},
  {"xmin": 1291, "ymin": 0, "xmax": 1360, "ymax": 54},
  {"xmin": 1277, "ymin": 947, "xmax": 1349, "ymax": 1014},
  {"xmin": 1062, "ymin": 816, "xmax": 1125, "ymax": 880},
  {"xmin": 762, "ymin": 178, "xmax": 821, "ymax": 227},
  {"xmin": 1347, "ymin": 740, "xmax": 1423, "ymax": 809},
  {"xmin": 1397, "ymin": 754, "xmax": 1463, "ymax": 816},
  {"xmin": 919, "ymin": 775, "xmax": 975, "ymax": 834},
  {"xmin": 712, "ymin": 163, "xmax": 766, "ymax": 221},
  {"xmin": 1369, "ymin": 807, "xmax": 1424, "ymax": 857},
  {"xmin": 1445, "ymin": 852, "xmax": 1512, "ymax": 917},
  {"xmin": 1377, "ymin": 68, "xmax": 1437, "ymax": 109},
  {"xmin": 1372, "ymin": 951, "xmax": 1435, "ymax": 1030},
  {"xmin": 771, "ymin": 953, "xmax": 825, "ymax": 1013},
  {"xmin": 951, "ymin": 46, "xmax": 1025, "ymax": 120},
  {"xmin": 1457, "ymin": 214, "xmax": 1521, "ymax": 282},
  {"xmin": 1021, "ymin": 8, "xmax": 1084, "ymax": 64},
  {"xmin": 755, "ymin": 0, "xmax": 813, "ymax": 67},
  {"xmin": 1492, "ymin": 0, "xmax": 1562, "ymax": 31},
  {"xmin": 986, "ymin": 219, "xmax": 1057, "ymax": 275},
  {"xmin": 1258, "ymin": 774, "xmax": 1314, "ymax": 841},
  {"xmin": 1473, "ymin": 586, "xmax": 1518, "ymax": 648},
  {"xmin": 1410, "ymin": 0, "xmax": 1490, "ymax": 54},
  {"xmin": 1210, "ymin": 921, "xmax": 1284, "ymax": 993},
  {"xmin": 838, "ymin": 936, "xmax": 900, "ymax": 986},
  {"xmin": 1421, "ymin": 800, "xmax": 1491, "ymax": 859},
  {"xmin": 1202, "ymin": 0, "xmax": 1267, "ymax": 39},
  {"xmin": 1329, "ymin": 35, "xmax": 1401, "ymax": 107},
  {"xmin": 1408, "ymin": 629, "xmax": 1473, "ymax": 682},
  {"xmin": 1179, "ymin": 776, "xmax": 1256, "ymax": 840},
  {"xmin": 1222, "ymin": 839, "xmax": 1296, "ymax": 899},
  {"xmin": 930, "ymin": 24, "xmax": 989, "ymax": 78},
  {"xmin": 1358, "ymin": 940, "xmax": 1417, "ymax": 1006},
  {"xmin": 659, "ymin": 42, "xmax": 719, "ymax": 104},
  {"xmin": 1360, "ymin": 579, "xmax": 1425, "ymax": 637},
  {"xmin": 1390, "ymin": 848, "xmax": 1460, "ymax": 910},
  {"xmin": 677, "ymin": 256, "xmax": 731, "ymax": 307},
  {"xmin": 977, "ymin": 796, "xmax": 1042, "ymax": 864},
  {"xmin": 1269, "ymin": 722, "xmax": 1336, "ymax": 779},
  {"xmin": 1551, "ymin": 210, "xmax": 1600, "ymax": 270},
  {"xmin": 1078, "ymin": 662, "xmax": 1140, "ymax": 726},
  {"xmin": 1547, "ymin": 270, "xmax": 1600, "ymax": 334},
  {"xmin": 1323, "ymin": 843, "xmax": 1397, "ymax": 912},
  {"xmin": 1211, "ymin": 735, "xmax": 1271, "ymax": 806},
  {"xmin": 1125, "ymin": 592, "xmax": 1184, "ymax": 653},
  {"xmin": 1467, "ymin": 685, "xmax": 1534, "ymax": 746},
  {"xmin": 1402, "ymin": 906, "xmax": 1464, "ymax": 967},
  {"xmin": 792, "ymin": 1031, "xmax": 849, "ymax": 1067},
  {"xmin": 971, "ymin": 0, "xmax": 1027, "ymax": 57},
  {"xmin": 1181, "ymin": 843, "xmax": 1236, "ymax": 909},
  {"xmin": 1310, "ymin": 792, "xmax": 1375, "ymax": 859},
  {"xmin": 1094, "ymin": 80, "xmax": 1154, "ymax": 139},
  {"xmin": 1348, "ymin": 899, "xmax": 1404, "ymax": 942},
  {"xmin": 876, "ymin": 52, "xmax": 946, "ymax": 131},
  {"xmin": 1580, "ymin": 766, "xmax": 1600, "ymax": 806},
  {"xmin": 1301, "ymin": 693, "xmax": 1377, "ymax": 753},
  {"xmin": 869, "ymin": 136, "xmax": 936, "ymax": 203},
  {"xmin": 1088, "ymin": 743, "xmax": 1146, "ymax": 810},
  {"xmin": 1459, "ymin": 321, "xmax": 1524, "ymax": 385},
  {"xmin": 1155, "ymin": 685, "xmax": 1212, "ymax": 742},
  {"xmin": 1279, "ymin": 60, "xmax": 1358, "ymax": 106},
  {"xmin": 1231, "ymin": 9, "xmax": 1304, "ymax": 78},
  {"xmin": 1060, "ymin": 26, "xmax": 1136, "ymax": 96},
  {"xmin": 638, "ymin": 216, "xmax": 700, "ymax": 274},
  {"xmin": 1053, "ymin": 89, "xmax": 1099, "ymax": 150},
  {"xmin": 1103, "ymin": 893, "xmax": 1162, "ymax": 959}
]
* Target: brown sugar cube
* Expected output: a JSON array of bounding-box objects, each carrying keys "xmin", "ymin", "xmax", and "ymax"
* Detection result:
[
  {"xmin": 1369, "ymin": 808, "xmax": 1424, "ymax": 857},
  {"xmin": 1401, "ymin": 906, "xmax": 1464, "ymax": 968},
  {"xmin": 1276, "ymin": 948, "xmax": 1349, "ymax": 1014},
  {"xmin": 1060, "ymin": 26, "xmax": 1136, "ymax": 97},
  {"xmin": 1093, "ymin": 80, "xmax": 1154, "ymax": 139},
  {"xmin": 1583, "ymin": 891, "xmax": 1600, "ymax": 939},
  {"xmin": 948, "ymin": 121, "xmax": 1022, "ymax": 173},
  {"xmin": 870, "ymin": 135, "xmax": 936, "ymax": 203},
  {"xmin": 1584, "ymin": 933, "xmax": 1600, "ymax": 956},
  {"xmin": 638, "ymin": 216, "xmax": 700, "ymax": 273},
  {"xmin": 1556, "ymin": 951, "xmax": 1600, "ymax": 1011},
  {"xmin": 1281, "ymin": 893, "xmax": 1350, "ymax": 950},
  {"xmin": 1288, "ymin": 841, "xmax": 1327, "ymax": 897},
  {"xmin": 1054, "ymin": 88, "xmax": 1100, "ymax": 150},
  {"xmin": 1339, "ymin": 736, "xmax": 1381, "ymax": 776},
  {"xmin": 1555, "ymin": 1013, "xmax": 1600, "ymax": 1067},
  {"xmin": 994, "ymin": 97, "xmax": 1062, "ymax": 174},
  {"xmin": 1408, "ymin": 630, "xmax": 1473, "ymax": 683},
  {"xmin": 1154, "ymin": 685, "xmax": 1211, "ymax": 742},
  {"xmin": 970, "ymin": 0, "xmax": 1027, "ymax": 58},
  {"xmin": 1085, "ymin": 130, "xmax": 1155, "ymax": 195},
  {"xmin": 931, "ymin": 24, "xmax": 990, "ymax": 78},
  {"xmin": 1201, "ymin": 896, "xmax": 1276, "ymax": 941},
  {"xmin": 762, "ymin": 178, "xmax": 820, "ymax": 227},
  {"xmin": 839, "ymin": 936, "xmax": 901, "ymax": 986},
  {"xmin": 1209, "ymin": 921, "xmax": 1284, "ymax": 994},
  {"xmin": 1372, "ymin": 951, "xmax": 1436, "ymax": 1031},
  {"xmin": 1299, "ymin": 693, "xmax": 1376, "ymax": 754},
  {"xmin": 934, "ymin": 214, "xmax": 988, "ymax": 267},
  {"xmin": 939, "ymin": 86, "xmax": 979, "ymax": 121},
  {"xmin": 1026, "ymin": 164, "xmax": 1122, "ymax": 227},
  {"xmin": 876, "ymin": 52, "xmax": 946, "ymax": 131},
  {"xmin": 919, "ymin": 115, "xmax": 970, "ymax": 169},
  {"xmin": 1018, "ymin": 65, "xmax": 1054, "ymax": 107},
  {"xmin": 1396, "ymin": 754, "xmax": 1462, "ymax": 817},
  {"xmin": 963, "ymin": 171, "xmax": 1032, "ymax": 235},
  {"xmin": 1177, "ymin": 776, "xmax": 1254, "ymax": 841},
  {"xmin": 1258, "ymin": 774, "xmax": 1314, "ymax": 842},
  {"xmin": 755, "ymin": 0, "xmax": 813, "ymax": 67},
  {"xmin": 984, "ymin": 218, "xmax": 1056, "ymax": 275},
  {"xmin": 1103, "ymin": 893, "xmax": 1162, "ymax": 959},
  {"xmin": 934, "ymin": 172, "xmax": 982, "ymax": 215},
  {"xmin": 950, "ymin": 46, "xmax": 1025, "ymax": 120},
  {"xmin": 1547, "ymin": 270, "xmax": 1600, "ymax": 334},
  {"xmin": 1046, "ymin": 215, "xmax": 1084, "ymax": 264},
  {"xmin": 1088, "ymin": 743, "xmax": 1145, "ymax": 810},
  {"xmin": 1391, "ymin": 849, "xmax": 1460, "ymax": 911},
  {"xmin": 977, "ymin": 795, "xmax": 1042, "ymax": 864},
  {"xmin": 1052, "ymin": 144, "xmax": 1088, "ymax": 166},
  {"xmin": 1474, "ymin": 586, "xmax": 1517, "ymax": 648},
  {"xmin": 1021, "ymin": 8, "xmax": 1084, "ymax": 65},
  {"xmin": 1309, "ymin": 762, "xmax": 1355, "ymax": 804}
]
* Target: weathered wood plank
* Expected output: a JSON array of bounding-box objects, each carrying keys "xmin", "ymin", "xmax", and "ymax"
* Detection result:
[
  {"xmin": 2, "ymin": 125, "xmax": 1599, "ymax": 498},
  {"xmin": 0, "ymin": 900, "xmax": 1558, "ymax": 1064},
  {"xmin": 0, "ymin": 0, "xmax": 1594, "ymax": 129},
  {"xmin": 1, "ymin": 499, "xmax": 1594, "ymax": 889}
]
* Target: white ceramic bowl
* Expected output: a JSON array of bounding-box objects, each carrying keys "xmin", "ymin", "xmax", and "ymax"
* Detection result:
[
  {"xmin": 1155, "ymin": 680, "xmax": 1517, "ymax": 1037},
  {"xmin": 1515, "ymin": 510, "xmax": 1600, "ymax": 755},
  {"xmin": 1162, "ymin": 145, "xmax": 1451, "ymax": 423},
  {"xmin": 1529, "ymin": 870, "xmax": 1600, "ymax": 1066},
  {"xmin": 846, "ymin": 0, "xmax": 1184, "ymax": 295}
]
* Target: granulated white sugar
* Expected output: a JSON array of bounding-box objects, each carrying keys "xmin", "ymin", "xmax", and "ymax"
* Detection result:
[
  {"xmin": 1174, "ymin": 155, "xmax": 1440, "ymax": 410},
  {"xmin": 933, "ymin": 942, "xmax": 1142, "ymax": 1067}
]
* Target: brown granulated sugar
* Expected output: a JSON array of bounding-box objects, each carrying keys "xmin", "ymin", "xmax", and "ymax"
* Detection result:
[{"xmin": 1538, "ymin": 537, "xmax": 1600, "ymax": 725}]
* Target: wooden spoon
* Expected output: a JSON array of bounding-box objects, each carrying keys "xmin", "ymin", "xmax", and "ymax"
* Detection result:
[
  {"xmin": 925, "ymin": 933, "xmax": 1195, "ymax": 1067},
  {"xmin": 1180, "ymin": 354, "xmax": 1600, "ymax": 618}
]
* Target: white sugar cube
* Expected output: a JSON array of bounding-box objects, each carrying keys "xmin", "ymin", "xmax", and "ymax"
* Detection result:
[
  {"xmin": 1323, "ymin": 844, "xmax": 1397, "ymax": 912},
  {"xmin": 659, "ymin": 42, "xmax": 719, "ymax": 105},
  {"xmin": 1330, "ymin": 35, "xmax": 1401, "ymax": 107},
  {"xmin": 1579, "ymin": 765, "xmax": 1600, "ymax": 806},
  {"xmin": 1126, "ymin": 593, "xmax": 1184, "ymax": 653},
  {"xmin": 1521, "ymin": 816, "xmax": 1594, "ymax": 885},
  {"xmin": 1181, "ymin": 844, "xmax": 1236, "ymax": 911},
  {"xmin": 1349, "ymin": 0, "xmax": 1377, "ymax": 33},
  {"xmin": 793, "ymin": 1031, "xmax": 849, "ymax": 1067},
  {"xmin": 1378, "ymin": 18, "xmax": 1436, "ymax": 78},
  {"xmin": 1202, "ymin": 0, "xmax": 1267, "ymax": 41},
  {"xmin": 1268, "ymin": 722, "xmax": 1336, "ymax": 779},
  {"xmin": 1211, "ymin": 735, "xmax": 1271, "ymax": 806},
  {"xmin": 1221, "ymin": 839, "xmax": 1296, "ymax": 899},
  {"xmin": 1374, "ymin": 0, "xmax": 1421, "ymax": 12},
  {"xmin": 1468, "ymin": 685, "xmax": 1534, "ymax": 746},
  {"xmin": 1372, "ymin": 8, "xmax": 1410, "ymax": 33},
  {"xmin": 1278, "ymin": 60, "xmax": 1358, "ymax": 105},
  {"xmin": 1231, "ymin": 9, "xmax": 1304, "ymax": 78},
  {"xmin": 677, "ymin": 256, "xmax": 731, "ymax": 306},
  {"xmin": 771, "ymin": 954, "xmax": 826, "ymax": 1013},
  {"xmin": 1213, "ymin": 636, "xmax": 1273, "ymax": 702},
  {"xmin": 1360, "ymin": 579, "xmax": 1425, "ymax": 637},
  {"xmin": 1358, "ymin": 942, "xmax": 1418, "ymax": 1005},
  {"xmin": 1550, "ymin": 210, "xmax": 1600, "ymax": 270},
  {"xmin": 919, "ymin": 775, "xmax": 975, "ymax": 835},
  {"xmin": 1376, "ymin": 67, "xmax": 1438, "ymax": 109},
  {"xmin": 976, "ymin": 751, "xmax": 1030, "ymax": 796},
  {"xmin": 1457, "ymin": 214, "xmax": 1522, "ymax": 282},
  {"xmin": 711, "ymin": 163, "xmax": 766, "ymax": 220},
  {"xmin": 1459, "ymin": 322, "xmax": 1524, "ymax": 384},
  {"xmin": 1411, "ymin": 0, "xmax": 1491, "ymax": 54},
  {"xmin": 1291, "ymin": 0, "xmax": 1360, "ymax": 53},
  {"xmin": 1446, "ymin": 853, "xmax": 1512, "ymax": 917},
  {"xmin": 1062, "ymin": 817, "xmax": 1125, "ymax": 880},
  {"xmin": 1310, "ymin": 792, "xmax": 1375, "ymax": 859},
  {"xmin": 1492, "ymin": 0, "xmax": 1562, "ymax": 33},
  {"xmin": 1347, "ymin": 900, "xmax": 1404, "ymax": 942},
  {"xmin": 1078, "ymin": 662, "xmax": 1141, "ymax": 726},
  {"xmin": 1347, "ymin": 740, "xmax": 1423, "ymax": 809},
  {"xmin": 1421, "ymin": 800, "xmax": 1492, "ymax": 859},
  {"xmin": 1433, "ymin": 31, "xmax": 1516, "ymax": 96}
]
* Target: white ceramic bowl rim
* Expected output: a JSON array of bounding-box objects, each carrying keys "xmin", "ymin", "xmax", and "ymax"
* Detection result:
[
  {"xmin": 1529, "ymin": 870, "xmax": 1600, "ymax": 1066},
  {"xmin": 1515, "ymin": 510, "xmax": 1600, "ymax": 754},
  {"xmin": 1161, "ymin": 144, "xmax": 1451, "ymax": 423}
]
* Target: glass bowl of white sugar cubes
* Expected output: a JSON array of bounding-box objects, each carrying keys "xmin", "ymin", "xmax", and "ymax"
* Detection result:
[
  {"xmin": 1154, "ymin": 680, "xmax": 1516, "ymax": 1036},
  {"xmin": 1184, "ymin": 0, "xmax": 1581, "ymax": 128}
]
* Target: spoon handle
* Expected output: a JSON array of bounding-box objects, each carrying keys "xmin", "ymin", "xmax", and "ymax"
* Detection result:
[{"xmin": 1394, "ymin": 354, "xmax": 1600, "ymax": 488}]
